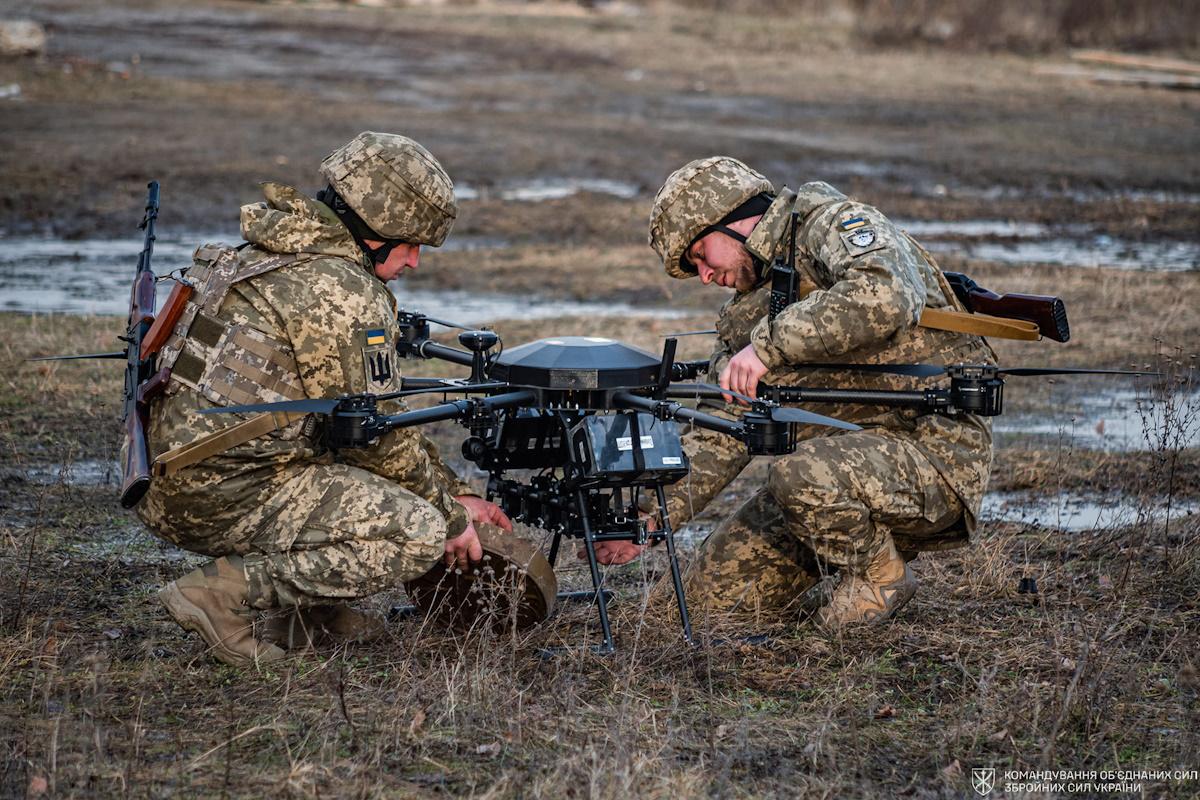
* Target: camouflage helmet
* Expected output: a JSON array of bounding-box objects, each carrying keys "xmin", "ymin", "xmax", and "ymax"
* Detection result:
[
  {"xmin": 319, "ymin": 131, "xmax": 457, "ymax": 246},
  {"xmin": 648, "ymin": 156, "xmax": 774, "ymax": 279}
]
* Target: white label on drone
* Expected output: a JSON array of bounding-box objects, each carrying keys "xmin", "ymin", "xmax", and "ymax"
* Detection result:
[
  {"xmin": 662, "ymin": 456, "xmax": 682, "ymax": 465},
  {"xmin": 584, "ymin": 337, "xmax": 612, "ymax": 343},
  {"xmin": 616, "ymin": 436, "xmax": 655, "ymax": 451}
]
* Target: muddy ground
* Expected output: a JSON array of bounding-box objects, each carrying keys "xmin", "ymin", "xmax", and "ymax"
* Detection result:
[{"xmin": 2, "ymin": 0, "xmax": 1200, "ymax": 797}]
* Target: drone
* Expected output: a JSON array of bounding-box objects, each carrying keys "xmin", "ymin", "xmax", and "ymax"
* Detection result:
[{"xmin": 195, "ymin": 309, "xmax": 1154, "ymax": 653}]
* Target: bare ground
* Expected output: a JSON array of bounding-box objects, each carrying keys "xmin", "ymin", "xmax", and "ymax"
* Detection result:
[{"xmin": 2, "ymin": 0, "xmax": 1200, "ymax": 797}]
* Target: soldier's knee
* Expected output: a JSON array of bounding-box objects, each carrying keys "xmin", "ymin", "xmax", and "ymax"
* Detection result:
[
  {"xmin": 766, "ymin": 461, "xmax": 832, "ymax": 512},
  {"xmin": 389, "ymin": 499, "xmax": 448, "ymax": 576}
]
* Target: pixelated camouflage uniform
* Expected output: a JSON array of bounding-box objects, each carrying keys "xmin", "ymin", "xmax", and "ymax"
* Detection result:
[
  {"xmin": 650, "ymin": 169, "xmax": 996, "ymax": 613},
  {"xmin": 139, "ymin": 181, "xmax": 472, "ymax": 609}
]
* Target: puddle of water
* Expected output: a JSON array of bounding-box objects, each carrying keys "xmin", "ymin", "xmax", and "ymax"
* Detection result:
[
  {"xmin": 982, "ymin": 490, "xmax": 1199, "ymax": 532},
  {"xmin": 61, "ymin": 527, "xmax": 202, "ymax": 565},
  {"xmin": 456, "ymin": 178, "xmax": 639, "ymax": 203},
  {"xmin": 0, "ymin": 234, "xmax": 680, "ymax": 321},
  {"xmin": 0, "ymin": 232, "xmax": 224, "ymax": 315},
  {"xmin": 24, "ymin": 460, "xmax": 120, "ymax": 486},
  {"xmin": 396, "ymin": 290, "xmax": 687, "ymax": 326},
  {"xmin": 950, "ymin": 237, "xmax": 1200, "ymax": 272},
  {"xmin": 946, "ymin": 182, "xmax": 1200, "ymax": 206},
  {"xmin": 997, "ymin": 386, "xmax": 1200, "ymax": 452},
  {"xmin": 897, "ymin": 219, "xmax": 1051, "ymax": 238}
]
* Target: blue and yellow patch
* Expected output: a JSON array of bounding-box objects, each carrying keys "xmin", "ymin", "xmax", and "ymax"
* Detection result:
[
  {"xmin": 838, "ymin": 216, "xmax": 868, "ymax": 231},
  {"xmin": 365, "ymin": 328, "xmax": 387, "ymax": 346}
]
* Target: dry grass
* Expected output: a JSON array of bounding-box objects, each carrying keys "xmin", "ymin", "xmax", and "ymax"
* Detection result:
[{"xmin": 2, "ymin": 307, "xmax": 1198, "ymax": 797}]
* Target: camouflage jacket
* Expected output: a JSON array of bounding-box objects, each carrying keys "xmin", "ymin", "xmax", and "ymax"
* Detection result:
[
  {"xmin": 660, "ymin": 182, "xmax": 997, "ymax": 544},
  {"xmin": 144, "ymin": 183, "xmax": 471, "ymax": 537}
]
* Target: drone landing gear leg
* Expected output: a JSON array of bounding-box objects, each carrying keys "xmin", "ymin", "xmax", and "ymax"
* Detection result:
[
  {"xmin": 577, "ymin": 489, "xmax": 616, "ymax": 654},
  {"xmin": 657, "ymin": 486, "xmax": 693, "ymax": 646}
]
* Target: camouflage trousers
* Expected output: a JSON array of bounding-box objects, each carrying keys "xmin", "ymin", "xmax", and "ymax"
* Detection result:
[
  {"xmin": 685, "ymin": 430, "xmax": 963, "ymax": 613},
  {"xmin": 683, "ymin": 487, "xmax": 822, "ymax": 617},
  {"xmin": 767, "ymin": 430, "xmax": 964, "ymax": 573},
  {"xmin": 139, "ymin": 461, "xmax": 447, "ymax": 608}
]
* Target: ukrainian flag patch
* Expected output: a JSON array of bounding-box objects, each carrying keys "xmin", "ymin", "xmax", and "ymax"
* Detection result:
[
  {"xmin": 838, "ymin": 216, "xmax": 868, "ymax": 231},
  {"xmin": 365, "ymin": 328, "xmax": 387, "ymax": 346}
]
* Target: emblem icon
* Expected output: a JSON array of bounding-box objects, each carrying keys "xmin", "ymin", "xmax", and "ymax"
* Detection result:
[
  {"xmin": 848, "ymin": 229, "xmax": 876, "ymax": 248},
  {"xmin": 368, "ymin": 350, "xmax": 392, "ymax": 388},
  {"xmin": 971, "ymin": 767, "xmax": 995, "ymax": 796}
]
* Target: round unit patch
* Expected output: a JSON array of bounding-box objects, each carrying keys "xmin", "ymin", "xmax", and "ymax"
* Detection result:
[{"xmin": 848, "ymin": 229, "xmax": 876, "ymax": 248}]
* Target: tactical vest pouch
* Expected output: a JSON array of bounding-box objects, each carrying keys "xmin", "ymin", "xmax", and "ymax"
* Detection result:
[{"xmin": 156, "ymin": 244, "xmax": 314, "ymax": 408}]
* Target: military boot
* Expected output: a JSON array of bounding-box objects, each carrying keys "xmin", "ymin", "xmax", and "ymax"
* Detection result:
[
  {"xmin": 260, "ymin": 605, "xmax": 385, "ymax": 650},
  {"xmin": 159, "ymin": 556, "xmax": 286, "ymax": 667},
  {"xmin": 816, "ymin": 536, "xmax": 917, "ymax": 627}
]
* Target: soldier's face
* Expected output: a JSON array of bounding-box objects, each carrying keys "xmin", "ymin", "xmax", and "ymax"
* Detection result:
[
  {"xmin": 367, "ymin": 241, "xmax": 421, "ymax": 281},
  {"xmin": 686, "ymin": 230, "xmax": 759, "ymax": 293}
]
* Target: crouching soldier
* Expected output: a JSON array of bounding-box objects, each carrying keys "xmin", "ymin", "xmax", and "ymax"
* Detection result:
[
  {"xmin": 597, "ymin": 157, "xmax": 997, "ymax": 628},
  {"xmin": 139, "ymin": 132, "xmax": 510, "ymax": 666}
]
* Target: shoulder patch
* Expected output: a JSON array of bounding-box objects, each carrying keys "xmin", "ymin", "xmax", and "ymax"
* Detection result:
[
  {"xmin": 837, "ymin": 215, "xmax": 869, "ymax": 231},
  {"xmin": 359, "ymin": 325, "xmax": 397, "ymax": 392},
  {"xmin": 839, "ymin": 227, "xmax": 887, "ymax": 258}
]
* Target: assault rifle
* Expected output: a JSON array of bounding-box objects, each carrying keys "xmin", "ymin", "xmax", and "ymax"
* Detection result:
[
  {"xmin": 943, "ymin": 272, "xmax": 1070, "ymax": 343},
  {"xmin": 118, "ymin": 182, "xmax": 170, "ymax": 507}
]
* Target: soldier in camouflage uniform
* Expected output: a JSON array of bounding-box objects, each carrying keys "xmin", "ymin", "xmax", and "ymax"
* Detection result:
[
  {"xmin": 601, "ymin": 157, "xmax": 996, "ymax": 626},
  {"xmin": 140, "ymin": 132, "xmax": 511, "ymax": 666}
]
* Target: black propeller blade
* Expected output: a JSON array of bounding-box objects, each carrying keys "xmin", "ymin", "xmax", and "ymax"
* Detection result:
[
  {"xmin": 769, "ymin": 406, "xmax": 862, "ymax": 430},
  {"xmin": 28, "ymin": 351, "xmax": 127, "ymax": 362},
  {"xmin": 801, "ymin": 363, "xmax": 947, "ymax": 378},
  {"xmin": 197, "ymin": 398, "xmax": 341, "ymax": 416},
  {"xmin": 375, "ymin": 381, "xmax": 509, "ymax": 402},
  {"xmin": 995, "ymin": 367, "xmax": 1159, "ymax": 377},
  {"xmin": 677, "ymin": 383, "xmax": 861, "ymax": 431},
  {"xmin": 663, "ymin": 329, "xmax": 716, "ymax": 338},
  {"xmin": 198, "ymin": 381, "xmax": 511, "ymax": 417},
  {"xmin": 803, "ymin": 363, "xmax": 1160, "ymax": 379},
  {"xmin": 425, "ymin": 315, "xmax": 473, "ymax": 331}
]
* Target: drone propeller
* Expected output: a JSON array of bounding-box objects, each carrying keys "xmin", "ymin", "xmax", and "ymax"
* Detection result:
[
  {"xmin": 662, "ymin": 329, "xmax": 716, "ymax": 338},
  {"xmin": 375, "ymin": 381, "xmax": 509, "ymax": 402},
  {"xmin": 28, "ymin": 351, "xmax": 126, "ymax": 362},
  {"xmin": 196, "ymin": 381, "xmax": 511, "ymax": 417},
  {"xmin": 424, "ymin": 315, "xmax": 474, "ymax": 331},
  {"xmin": 197, "ymin": 398, "xmax": 341, "ymax": 416},
  {"xmin": 674, "ymin": 383, "xmax": 861, "ymax": 431},
  {"xmin": 803, "ymin": 363, "xmax": 1160, "ymax": 379}
]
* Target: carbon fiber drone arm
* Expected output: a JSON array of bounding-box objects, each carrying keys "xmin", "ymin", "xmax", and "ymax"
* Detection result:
[
  {"xmin": 612, "ymin": 391, "xmax": 742, "ymax": 436},
  {"xmin": 379, "ymin": 390, "xmax": 538, "ymax": 430},
  {"xmin": 614, "ymin": 390, "xmax": 799, "ymax": 456}
]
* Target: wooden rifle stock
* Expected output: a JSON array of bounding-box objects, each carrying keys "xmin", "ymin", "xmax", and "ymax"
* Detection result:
[
  {"xmin": 120, "ymin": 409, "xmax": 152, "ymax": 508},
  {"xmin": 943, "ymin": 272, "xmax": 1070, "ymax": 342},
  {"xmin": 142, "ymin": 281, "xmax": 193, "ymax": 357}
]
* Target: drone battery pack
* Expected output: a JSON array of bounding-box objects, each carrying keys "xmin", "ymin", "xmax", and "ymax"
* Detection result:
[{"xmin": 570, "ymin": 412, "xmax": 688, "ymax": 487}]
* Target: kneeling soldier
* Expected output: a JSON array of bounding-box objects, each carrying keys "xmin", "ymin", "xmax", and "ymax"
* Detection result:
[
  {"xmin": 140, "ymin": 132, "xmax": 509, "ymax": 666},
  {"xmin": 598, "ymin": 157, "xmax": 996, "ymax": 627}
]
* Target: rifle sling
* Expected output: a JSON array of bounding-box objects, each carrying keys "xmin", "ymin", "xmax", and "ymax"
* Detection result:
[
  {"xmin": 152, "ymin": 411, "xmax": 305, "ymax": 477},
  {"xmin": 917, "ymin": 307, "xmax": 1041, "ymax": 341},
  {"xmin": 792, "ymin": 278, "xmax": 1039, "ymax": 340}
]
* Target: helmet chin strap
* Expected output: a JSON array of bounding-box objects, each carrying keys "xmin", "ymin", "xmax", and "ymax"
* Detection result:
[{"xmin": 316, "ymin": 185, "xmax": 406, "ymax": 266}]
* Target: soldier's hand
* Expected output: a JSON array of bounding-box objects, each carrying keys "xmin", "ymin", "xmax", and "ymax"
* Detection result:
[
  {"xmin": 455, "ymin": 494, "xmax": 513, "ymax": 532},
  {"xmin": 578, "ymin": 540, "xmax": 645, "ymax": 565},
  {"xmin": 444, "ymin": 522, "xmax": 483, "ymax": 571},
  {"xmin": 720, "ymin": 344, "xmax": 768, "ymax": 403}
]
